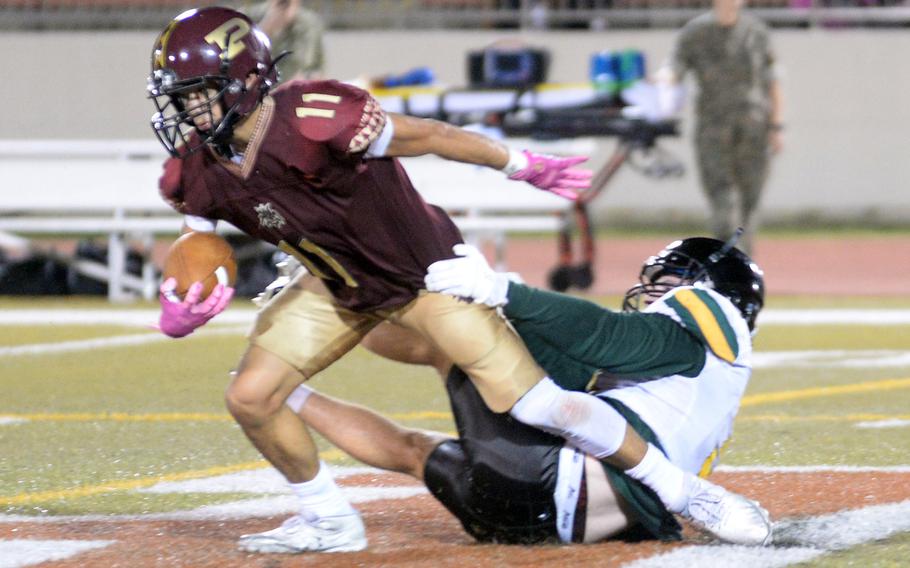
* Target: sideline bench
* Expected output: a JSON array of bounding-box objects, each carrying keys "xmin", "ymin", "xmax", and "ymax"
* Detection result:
[{"xmin": 0, "ymin": 139, "xmax": 571, "ymax": 301}]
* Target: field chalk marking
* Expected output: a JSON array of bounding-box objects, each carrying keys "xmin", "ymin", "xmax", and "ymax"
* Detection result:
[
  {"xmin": 716, "ymin": 464, "xmax": 910, "ymax": 474},
  {"xmin": 2, "ymin": 308, "xmax": 910, "ymax": 327},
  {"xmin": 0, "ymin": 326, "xmax": 248, "ymax": 358},
  {"xmin": 854, "ymin": 419, "xmax": 910, "ymax": 429},
  {"xmin": 0, "ymin": 410, "xmax": 449, "ymax": 425},
  {"xmin": 0, "ymin": 461, "xmax": 268, "ymax": 507},
  {"xmin": 623, "ymin": 499, "xmax": 910, "ymax": 568},
  {"xmin": 0, "ymin": 540, "xmax": 115, "ymax": 568},
  {"xmin": 739, "ymin": 413, "xmax": 910, "ymax": 424}
]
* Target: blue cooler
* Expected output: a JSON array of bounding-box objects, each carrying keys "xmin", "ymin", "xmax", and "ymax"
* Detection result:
[
  {"xmin": 590, "ymin": 51, "xmax": 618, "ymax": 95},
  {"xmin": 617, "ymin": 49, "xmax": 646, "ymax": 90}
]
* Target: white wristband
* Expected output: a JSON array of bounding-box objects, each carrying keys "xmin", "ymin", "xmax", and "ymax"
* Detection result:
[
  {"xmin": 285, "ymin": 385, "xmax": 314, "ymax": 414},
  {"xmin": 502, "ymin": 148, "xmax": 529, "ymax": 176}
]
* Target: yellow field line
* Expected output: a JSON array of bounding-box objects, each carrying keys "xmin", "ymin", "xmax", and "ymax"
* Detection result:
[
  {"xmin": 318, "ymin": 448, "xmax": 348, "ymax": 463},
  {"xmin": 0, "ymin": 412, "xmax": 232, "ymax": 422},
  {"xmin": 741, "ymin": 376, "xmax": 910, "ymax": 407},
  {"xmin": 0, "ymin": 461, "xmax": 268, "ymax": 506},
  {"xmin": 5, "ymin": 377, "xmax": 908, "ymax": 505},
  {"xmin": 389, "ymin": 410, "xmax": 452, "ymax": 421},
  {"xmin": 8, "ymin": 375, "xmax": 910, "ymax": 424},
  {"xmin": 0, "ymin": 441, "xmax": 450, "ymax": 506},
  {"xmin": 0, "ymin": 410, "xmax": 453, "ymax": 423}
]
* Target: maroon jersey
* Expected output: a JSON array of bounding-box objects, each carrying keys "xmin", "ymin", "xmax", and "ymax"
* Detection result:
[{"xmin": 159, "ymin": 79, "xmax": 463, "ymax": 311}]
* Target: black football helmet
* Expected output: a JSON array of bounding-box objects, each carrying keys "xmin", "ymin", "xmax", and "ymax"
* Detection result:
[
  {"xmin": 621, "ymin": 235, "xmax": 765, "ymax": 331},
  {"xmin": 147, "ymin": 7, "xmax": 279, "ymax": 157}
]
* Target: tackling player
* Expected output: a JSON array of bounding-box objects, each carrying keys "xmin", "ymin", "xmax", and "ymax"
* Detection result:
[
  {"xmin": 287, "ymin": 237, "xmax": 771, "ymax": 545},
  {"xmin": 147, "ymin": 7, "xmax": 766, "ymax": 553}
]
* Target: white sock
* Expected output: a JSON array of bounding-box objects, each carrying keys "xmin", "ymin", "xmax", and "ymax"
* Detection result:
[
  {"xmin": 509, "ymin": 377, "xmax": 627, "ymax": 458},
  {"xmin": 624, "ymin": 444, "xmax": 692, "ymax": 513},
  {"xmin": 289, "ymin": 461, "xmax": 357, "ymax": 522}
]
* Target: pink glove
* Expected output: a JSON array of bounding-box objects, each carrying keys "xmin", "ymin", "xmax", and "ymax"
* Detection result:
[
  {"xmin": 506, "ymin": 150, "xmax": 593, "ymax": 200},
  {"xmin": 157, "ymin": 277, "xmax": 234, "ymax": 338}
]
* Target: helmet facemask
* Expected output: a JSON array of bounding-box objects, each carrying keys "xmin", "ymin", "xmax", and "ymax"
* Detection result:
[
  {"xmin": 149, "ymin": 69, "xmax": 246, "ymax": 157},
  {"xmin": 622, "ymin": 234, "xmax": 765, "ymax": 332},
  {"xmin": 621, "ymin": 250, "xmax": 707, "ymax": 313}
]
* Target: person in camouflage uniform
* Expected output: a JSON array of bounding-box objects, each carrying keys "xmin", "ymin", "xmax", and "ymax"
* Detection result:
[
  {"xmin": 241, "ymin": 0, "xmax": 325, "ymax": 80},
  {"xmin": 663, "ymin": 0, "xmax": 783, "ymax": 254}
]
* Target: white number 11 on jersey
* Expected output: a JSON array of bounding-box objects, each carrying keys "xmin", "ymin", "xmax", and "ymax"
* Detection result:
[{"xmin": 295, "ymin": 93, "xmax": 342, "ymax": 119}]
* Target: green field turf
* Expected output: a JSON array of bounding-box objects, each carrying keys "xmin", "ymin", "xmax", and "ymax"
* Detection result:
[{"xmin": 1, "ymin": 296, "xmax": 909, "ymax": 564}]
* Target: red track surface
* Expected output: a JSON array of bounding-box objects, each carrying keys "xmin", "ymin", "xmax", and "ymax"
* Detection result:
[
  {"xmin": 500, "ymin": 235, "xmax": 910, "ymax": 296},
  {"xmin": 7, "ymin": 470, "xmax": 910, "ymax": 567}
]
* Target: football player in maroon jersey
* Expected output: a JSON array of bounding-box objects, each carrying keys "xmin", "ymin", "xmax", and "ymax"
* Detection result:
[{"xmin": 147, "ymin": 6, "xmax": 716, "ymax": 555}]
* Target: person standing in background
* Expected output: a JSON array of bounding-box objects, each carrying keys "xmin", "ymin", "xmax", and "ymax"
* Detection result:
[
  {"xmin": 658, "ymin": 0, "xmax": 783, "ymax": 254},
  {"xmin": 241, "ymin": 0, "xmax": 325, "ymax": 80}
]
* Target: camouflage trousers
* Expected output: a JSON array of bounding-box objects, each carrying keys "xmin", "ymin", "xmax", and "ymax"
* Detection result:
[{"xmin": 695, "ymin": 115, "xmax": 771, "ymax": 255}]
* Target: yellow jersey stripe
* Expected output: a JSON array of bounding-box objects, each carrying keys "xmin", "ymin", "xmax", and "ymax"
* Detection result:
[{"xmin": 673, "ymin": 289, "xmax": 737, "ymax": 363}]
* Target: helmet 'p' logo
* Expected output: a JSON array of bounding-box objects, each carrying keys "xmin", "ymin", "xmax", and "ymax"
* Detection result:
[
  {"xmin": 153, "ymin": 20, "xmax": 179, "ymax": 70},
  {"xmin": 204, "ymin": 17, "xmax": 251, "ymax": 60}
]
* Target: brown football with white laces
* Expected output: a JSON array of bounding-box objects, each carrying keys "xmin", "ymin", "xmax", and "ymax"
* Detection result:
[{"xmin": 162, "ymin": 232, "xmax": 237, "ymax": 300}]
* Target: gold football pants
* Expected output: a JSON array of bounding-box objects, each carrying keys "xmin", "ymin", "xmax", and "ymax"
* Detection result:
[{"xmin": 250, "ymin": 273, "xmax": 545, "ymax": 411}]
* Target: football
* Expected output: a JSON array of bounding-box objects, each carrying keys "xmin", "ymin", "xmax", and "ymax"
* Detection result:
[{"xmin": 161, "ymin": 232, "xmax": 237, "ymax": 300}]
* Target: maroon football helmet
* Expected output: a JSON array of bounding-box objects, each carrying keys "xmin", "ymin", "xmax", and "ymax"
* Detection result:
[{"xmin": 148, "ymin": 7, "xmax": 278, "ymax": 157}]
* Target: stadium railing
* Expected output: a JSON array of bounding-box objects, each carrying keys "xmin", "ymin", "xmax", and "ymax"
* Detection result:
[{"xmin": 0, "ymin": 139, "xmax": 568, "ymax": 301}]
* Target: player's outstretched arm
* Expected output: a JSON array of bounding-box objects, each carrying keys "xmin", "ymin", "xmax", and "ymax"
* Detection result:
[
  {"xmin": 383, "ymin": 113, "xmax": 590, "ymax": 199},
  {"xmin": 157, "ymin": 278, "xmax": 234, "ymax": 338},
  {"xmin": 426, "ymin": 245, "xmax": 695, "ymax": 375}
]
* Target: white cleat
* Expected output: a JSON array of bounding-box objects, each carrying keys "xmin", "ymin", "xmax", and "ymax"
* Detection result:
[
  {"xmin": 681, "ymin": 477, "xmax": 773, "ymax": 546},
  {"xmin": 238, "ymin": 513, "xmax": 367, "ymax": 554}
]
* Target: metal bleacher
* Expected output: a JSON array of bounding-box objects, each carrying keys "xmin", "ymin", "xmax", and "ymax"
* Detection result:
[{"xmin": 0, "ymin": 138, "xmax": 578, "ymax": 301}]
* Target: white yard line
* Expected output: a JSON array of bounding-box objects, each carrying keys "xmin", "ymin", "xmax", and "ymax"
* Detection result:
[
  {"xmin": 0, "ymin": 487, "xmax": 426, "ymax": 524},
  {"xmin": 3, "ymin": 466, "xmax": 910, "ymax": 568},
  {"xmin": 0, "ymin": 484, "xmax": 423, "ymax": 567},
  {"xmin": 854, "ymin": 419, "xmax": 910, "ymax": 429},
  {"xmin": 4, "ymin": 332, "xmax": 908, "ymax": 372},
  {"xmin": 0, "ymin": 466, "xmax": 421, "ymax": 524},
  {"xmin": 623, "ymin": 545, "xmax": 825, "ymax": 568},
  {"xmin": 1, "ymin": 308, "xmax": 910, "ymax": 326},
  {"xmin": 759, "ymin": 310, "xmax": 910, "ymax": 325},
  {"xmin": 137, "ymin": 465, "xmax": 379, "ymax": 494},
  {"xmin": 752, "ymin": 349, "xmax": 910, "ymax": 369},
  {"xmin": 623, "ymin": 499, "xmax": 910, "ymax": 568},
  {"xmin": 716, "ymin": 464, "xmax": 910, "ymax": 473},
  {"xmin": 0, "ymin": 309, "xmax": 257, "ymax": 327},
  {"xmin": 0, "ymin": 540, "xmax": 115, "ymax": 568},
  {"xmin": 0, "ymin": 418, "xmax": 27, "ymax": 425},
  {"xmin": 0, "ymin": 325, "xmax": 249, "ymax": 357},
  {"xmin": 1, "ymin": 310, "xmax": 909, "ymax": 364},
  {"xmin": 145, "ymin": 486, "xmax": 428, "ymax": 521}
]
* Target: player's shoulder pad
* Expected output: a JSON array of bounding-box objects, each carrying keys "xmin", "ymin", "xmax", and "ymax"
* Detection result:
[
  {"xmin": 274, "ymin": 79, "xmax": 377, "ymax": 145},
  {"xmin": 647, "ymin": 286, "xmax": 748, "ymax": 364}
]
